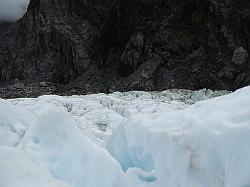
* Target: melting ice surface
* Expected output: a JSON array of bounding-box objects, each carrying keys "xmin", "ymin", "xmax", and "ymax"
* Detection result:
[{"xmin": 0, "ymin": 87, "xmax": 250, "ymax": 187}]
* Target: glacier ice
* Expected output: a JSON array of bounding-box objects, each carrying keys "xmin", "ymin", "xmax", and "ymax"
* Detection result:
[
  {"xmin": 107, "ymin": 87, "xmax": 250, "ymax": 187},
  {"xmin": 19, "ymin": 104, "xmax": 128, "ymax": 187},
  {"xmin": 1, "ymin": 88, "xmax": 250, "ymax": 187}
]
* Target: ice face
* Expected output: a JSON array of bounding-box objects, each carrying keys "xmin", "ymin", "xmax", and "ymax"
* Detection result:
[
  {"xmin": 107, "ymin": 87, "xmax": 250, "ymax": 187},
  {"xmin": 1, "ymin": 88, "xmax": 250, "ymax": 187}
]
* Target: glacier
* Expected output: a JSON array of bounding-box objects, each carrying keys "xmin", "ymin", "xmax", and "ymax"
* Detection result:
[{"xmin": 0, "ymin": 87, "xmax": 250, "ymax": 187}]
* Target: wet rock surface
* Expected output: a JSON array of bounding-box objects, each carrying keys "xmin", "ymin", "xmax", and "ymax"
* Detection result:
[{"xmin": 0, "ymin": 0, "xmax": 250, "ymax": 98}]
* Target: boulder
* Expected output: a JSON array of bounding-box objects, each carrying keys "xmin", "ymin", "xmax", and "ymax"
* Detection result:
[{"xmin": 232, "ymin": 47, "xmax": 248, "ymax": 65}]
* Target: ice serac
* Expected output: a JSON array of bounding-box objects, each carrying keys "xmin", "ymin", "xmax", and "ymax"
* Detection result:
[
  {"xmin": 19, "ymin": 104, "xmax": 128, "ymax": 187},
  {"xmin": 0, "ymin": 101, "xmax": 70, "ymax": 187},
  {"xmin": 107, "ymin": 86, "xmax": 250, "ymax": 187}
]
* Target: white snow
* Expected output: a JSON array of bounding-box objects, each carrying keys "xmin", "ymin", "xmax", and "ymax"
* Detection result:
[{"xmin": 1, "ymin": 87, "xmax": 250, "ymax": 187}]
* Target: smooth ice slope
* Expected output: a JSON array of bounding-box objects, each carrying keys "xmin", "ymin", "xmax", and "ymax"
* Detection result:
[{"xmin": 1, "ymin": 88, "xmax": 250, "ymax": 187}]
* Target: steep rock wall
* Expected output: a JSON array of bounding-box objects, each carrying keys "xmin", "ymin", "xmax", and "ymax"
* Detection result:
[{"xmin": 0, "ymin": 0, "xmax": 249, "ymax": 97}]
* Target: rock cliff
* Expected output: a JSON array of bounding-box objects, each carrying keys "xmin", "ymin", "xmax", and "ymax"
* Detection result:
[{"xmin": 0, "ymin": 0, "xmax": 249, "ymax": 97}]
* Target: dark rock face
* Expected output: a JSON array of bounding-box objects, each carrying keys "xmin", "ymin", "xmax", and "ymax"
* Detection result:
[
  {"xmin": 232, "ymin": 47, "xmax": 248, "ymax": 65},
  {"xmin": 0, "ymin": 0, "xmax": 249, "ymax": 98}
]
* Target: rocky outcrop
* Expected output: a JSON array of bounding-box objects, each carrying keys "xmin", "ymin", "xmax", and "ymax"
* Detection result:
[
  {"xmin": 0, "ymin": 0, "xmax": 249, "ymax": 98},
  {"xmin": 232, "ymin": 47, "xmax": 248, "ymax": 65},
  {"xmin": 96, "ymin": 0, "xmax": 250, "ymax": 91}
]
